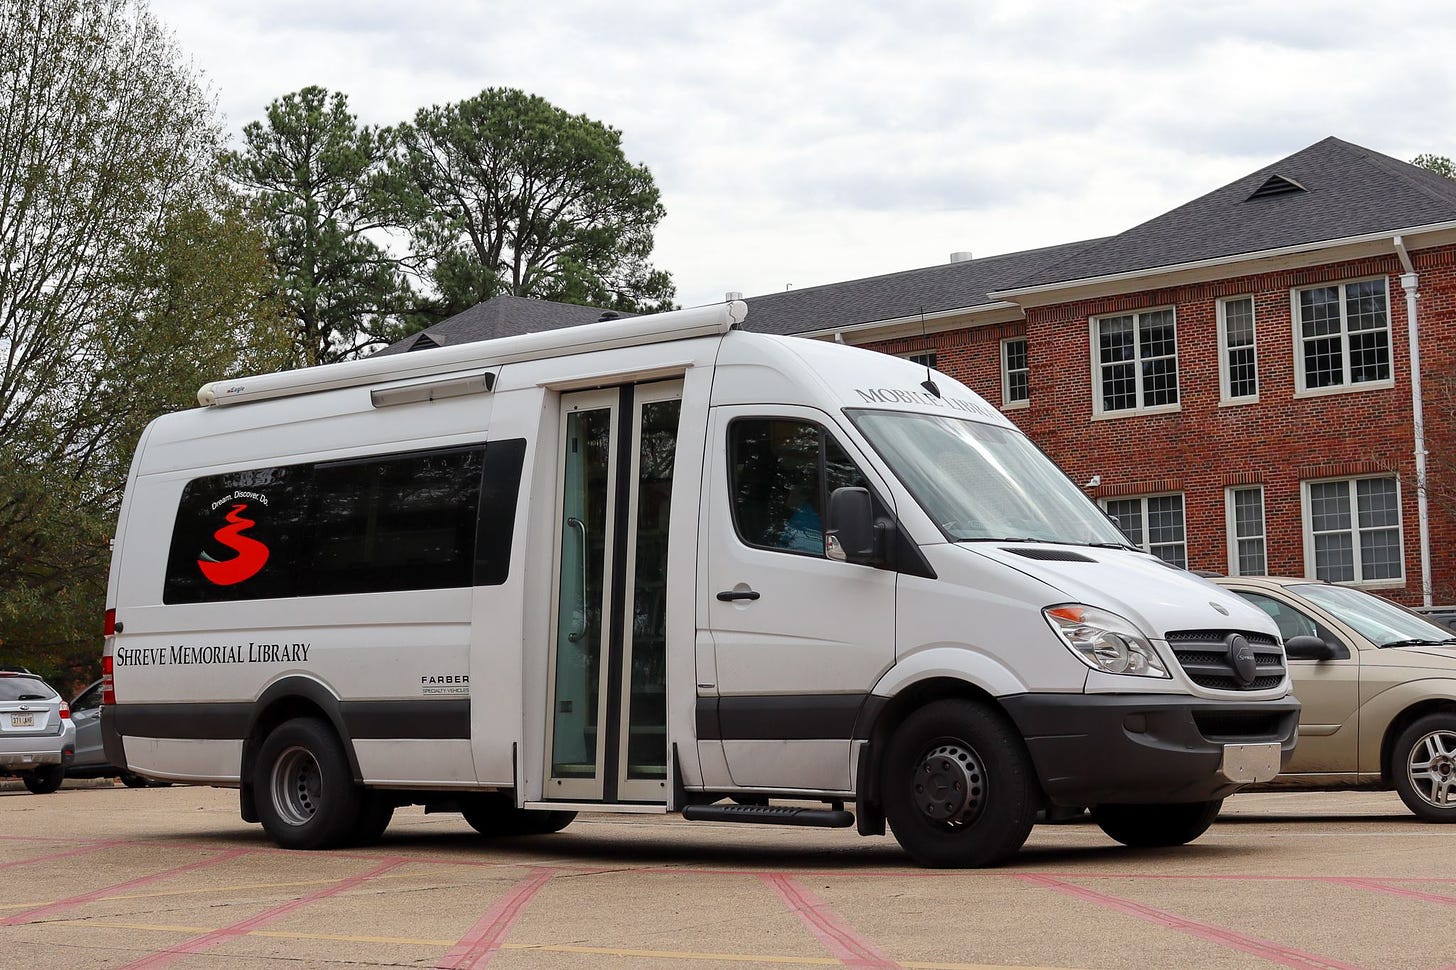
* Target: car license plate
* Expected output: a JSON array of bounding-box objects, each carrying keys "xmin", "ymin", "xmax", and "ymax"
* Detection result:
[{"xmin": 10, "ymin": 713, "xmax": 34, "ymax": 728}]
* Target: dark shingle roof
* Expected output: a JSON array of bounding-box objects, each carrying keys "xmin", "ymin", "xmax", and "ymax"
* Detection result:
[
  {"xmin": 1003, "ymin": 137, "xmax": 1456, "ymax": 291},
  {"xmin": 737, "ymin": 238, "xmax": 1107, "ymax": 335},
  {"xmin": 374, "ymin": 296, "xmax": 633, "ymax": 356}
]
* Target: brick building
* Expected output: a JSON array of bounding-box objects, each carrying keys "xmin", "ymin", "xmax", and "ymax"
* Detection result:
[{"xmin": 388, "ymin": 137, "xmax": 1456, "ymax": 605}]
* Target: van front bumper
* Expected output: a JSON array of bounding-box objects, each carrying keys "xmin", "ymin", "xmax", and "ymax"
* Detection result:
[{"xmin": 1001, "ymin": 693, "xmax": 1300, "ymax": 807}]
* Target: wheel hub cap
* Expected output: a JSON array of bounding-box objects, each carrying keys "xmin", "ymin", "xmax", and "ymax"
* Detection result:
[
  {"xmin": 912, "ymin": 742, "xmax": 984, "ymax": 826},
  {"xmin": 1408, "ymin": 729, "xmax": 1456, "ymax": 808}
]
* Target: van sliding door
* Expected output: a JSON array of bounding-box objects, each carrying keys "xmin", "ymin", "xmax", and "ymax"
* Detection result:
[{"xmin": 545, "ymin": 383, "xmax": 682, "ymax": 803}]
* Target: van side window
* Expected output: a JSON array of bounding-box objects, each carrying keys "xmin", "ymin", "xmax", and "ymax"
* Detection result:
[
  {"xmin": 310, "ymin": 447, "xmax": 484, "ymax": 595},
  {"xmin": 728, "ymin": 418, "xmax": 870, "ymax": 556},
  {"xmin": 163, "ymin": 443, "xmax": 502, "ymax": 603}
]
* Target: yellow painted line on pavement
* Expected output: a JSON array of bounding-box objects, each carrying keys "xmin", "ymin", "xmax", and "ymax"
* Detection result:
[{"xmin": 35, "ymin": 918, "xmax": 1077, "ymax": 970}]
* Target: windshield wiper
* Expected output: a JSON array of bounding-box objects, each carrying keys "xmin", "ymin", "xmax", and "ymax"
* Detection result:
[{"xmin": 1380, "ymin": 637, "xmax": 1456, "ymax": 649}]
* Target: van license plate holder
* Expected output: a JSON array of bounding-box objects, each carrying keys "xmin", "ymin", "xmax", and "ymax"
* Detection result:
[
  {"xmin": 1219, "ymin": 742, "xmax": 1280, "ymax": 784},
  {"xmin": 10, "ymin": 713, "xmax": 33, "ymax": 728}
]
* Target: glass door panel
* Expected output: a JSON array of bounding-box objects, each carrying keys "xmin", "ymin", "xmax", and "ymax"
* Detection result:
[
  {"xmin": 618, "ymin": 390, "xmax": 681, "ymax": 801},
  {"xmin": 547, "ymin": 394, "xmax": 616, "ymax": 798}
]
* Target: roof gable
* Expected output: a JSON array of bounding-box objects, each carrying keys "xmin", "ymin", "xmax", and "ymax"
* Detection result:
[{"xmin": 1006, "ymin": 137, "xmax": 1456, "ymax": 290}]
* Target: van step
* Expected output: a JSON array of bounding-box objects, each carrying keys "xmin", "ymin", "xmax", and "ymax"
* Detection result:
[{"xmin": 682, "ymin": 804, "xmax": 855, "ymax": 828}]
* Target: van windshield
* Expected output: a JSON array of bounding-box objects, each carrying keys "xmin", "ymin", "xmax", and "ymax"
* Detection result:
[{"xmin": 848, "ymin": 409, "xmax": 1131, "ymax": 546}]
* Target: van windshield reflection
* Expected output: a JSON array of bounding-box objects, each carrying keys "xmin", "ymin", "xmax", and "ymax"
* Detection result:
[{"xmin": 848, "ymin": 409, "xmax": 1131, "ymax": 547}]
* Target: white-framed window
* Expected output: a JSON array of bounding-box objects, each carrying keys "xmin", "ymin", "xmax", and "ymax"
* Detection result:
[
  {"xmin": 1090, "ymin": 308, "xmax": 1178, "ymax": 416},
  {"xmin": 1001, "ymin": 337, "xmax": 1028, "ymax": 407},
  {"xmin": 1291, "ymin": 278, "xmax": 1392, "ymax": 395},
  {"xmin": 904, "ymin": 350, "xmax": 937, "ymax": 369},
  {"xmin": 1301, "ymin": 476, "xmax": 1403, "ymax": 585},
  {"xmin": 1225, "ymin": 486, "xmax": 1266, "ymax": 576},
  {"xmin": 1102, "ymin": 493, "xmax": 1186, "ymax": 568},
  {"xmin": 1217, "ymin": 296, "xmax": 1258, "ymax": 403}
]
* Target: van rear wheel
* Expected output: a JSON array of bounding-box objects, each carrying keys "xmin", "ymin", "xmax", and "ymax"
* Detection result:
[
  {"xmin": 254, "ymin": 718, "xmax": 360, "ymax": 850},
  {"xmin": 1093, "ymin": 799, "xmax": 1223, "ymax": 847},
  {"xmin": 881, "ymin": 699, "xmax": 1036, "ymax": 868}
]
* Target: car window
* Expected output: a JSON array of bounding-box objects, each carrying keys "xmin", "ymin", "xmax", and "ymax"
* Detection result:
[
  {"xmin": 1235, "ymin": 591, "xmax": 1341, "ymax": 646},
  {"xmin": 0, "ymin": 676, "xmax": 57, "ymax": 701},
  {"xmin": 72, "ymin": 684, "xmax": 102, "ymax": 711},
  {"xmin": 728, "ymin": 418, "xmax": 871, "ymax": 557}
]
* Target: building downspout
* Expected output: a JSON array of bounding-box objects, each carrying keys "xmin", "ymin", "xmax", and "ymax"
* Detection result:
[{"xmin": 1394, "ymin": 236, "xmax": 1431, "ymax": 606}]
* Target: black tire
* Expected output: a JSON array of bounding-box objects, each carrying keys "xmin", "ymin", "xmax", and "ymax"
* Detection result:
[
  {"xmin": 253, "ymin": 718, "xmax": 362, "ymax": 850},
  {"xmin": 1093, "ymin": 799, "xmax": 1223, "ymax": 847},
  {"xmin": 1391, "ymin": 713, "xmax": 1456, "ymax": 821},
  {"xmin": 120, "ymin": 772, "xmax": 149, "ymax": 789},
  {"xmin": 350, "ymin": 792, "xmax": 396, "ymax": 845},
  {"xmin": 459, "ymin": 792, "xmax": 576, "ymax": 836},
  {"xmin": 22, "ymin": 765, "xmax": 64, "ymax": 795},
  {"xmin": 881, "ymin": 699, "xmax": 1037, "ymax": 868}
]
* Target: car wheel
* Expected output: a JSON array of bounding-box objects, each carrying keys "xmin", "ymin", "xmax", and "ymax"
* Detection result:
[
  {"xmin": 1093, "ymin": 800, "xmax": 1223, "ymax": 847},
  {"xmin": 120, "ymin": 772, "xmax": 150, "ymax": 789},
  {"xmin": 880, "ymin": 699, "xmax": 1037, "ymax": 868},
  {"xmin": 22, "ymin": 765, "xmax": 64, "ymax": 795},
  {"xmin": 1391, "ymin": 714, "xmax": 1456, "ymax": 821},
  {"xmin": 459, "ymin": 792, "xmax": 575, "ymax": 836},
  {"xmin": 253, "ymin": 718, "xmax": 361, "ymax": 850}
]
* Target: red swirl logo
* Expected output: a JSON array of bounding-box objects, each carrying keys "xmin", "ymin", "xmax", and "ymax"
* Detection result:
[{"xmin": 197, "ymin": 503, "xmax": 270, "ymax": 586}]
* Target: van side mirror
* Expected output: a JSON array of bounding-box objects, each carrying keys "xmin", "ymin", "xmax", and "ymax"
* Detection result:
[
  {"xmin": 1284, "ymin": 635, "xmax": 1339, "ymax": 661},
  {"xmin": 826, "ymin": 487, "xmax": 876, "ymax": 564}
]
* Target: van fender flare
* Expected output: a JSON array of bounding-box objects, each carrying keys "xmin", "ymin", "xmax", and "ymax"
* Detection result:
[
  {"xmin": 870, "ymin": 647, "xmax": 1028, "ymax": 701},
  {"xmin": 239, "ymin": 676, "xmax": 362, "ymax": 823}
]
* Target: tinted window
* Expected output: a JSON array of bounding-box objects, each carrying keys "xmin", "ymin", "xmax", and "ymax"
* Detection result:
[
  {"xmin": 0, "ymin": 677, "xmax": 56, "ymax": 701},
  {"xmin": 164, "ymin": 464, "xmax": 310, "ymax": 603},
  {"xmin": 310, "ymin": 448, "xmax": 483, "ymax": 595},
  {"xmin": 72, "ymin": 684, "xmax": 103, "ymax": 711},
  {"xmin": 164, "ymin": 443, "xmax": 502, "ymax": 603},
  {"xmin": 728, "ymin": 418, "xmax": 870, "ymax": 556}
]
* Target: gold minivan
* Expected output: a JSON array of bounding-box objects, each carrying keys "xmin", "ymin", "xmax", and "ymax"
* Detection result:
[{"xmin": 1212, "ymin": 576, "xmax": 1456, "ymax": 820}]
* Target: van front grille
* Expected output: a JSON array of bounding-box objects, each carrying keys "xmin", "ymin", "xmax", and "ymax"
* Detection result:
[{"xmin": 1165, "ymin": 630, "xmax": 1285, "ymax": 691}]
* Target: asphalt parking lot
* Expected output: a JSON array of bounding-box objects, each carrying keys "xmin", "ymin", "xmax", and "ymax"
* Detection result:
[{"xmin": 0, "ymin": 782, "xmax": 1450, "ymax": 969}]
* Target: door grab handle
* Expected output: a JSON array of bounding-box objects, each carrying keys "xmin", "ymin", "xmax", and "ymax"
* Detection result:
[
  {"xmin": 566, "ymin": 516, "xmax": 588, "ymax": 641},
  {"xmin": 716, "ymin": 589, "xmax": 760, "ymax": 602}
]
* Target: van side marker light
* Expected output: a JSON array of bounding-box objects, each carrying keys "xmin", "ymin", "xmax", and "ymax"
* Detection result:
[{"xmin": 371, "ymin": 372, "xmax": 495, "ymax": 409}]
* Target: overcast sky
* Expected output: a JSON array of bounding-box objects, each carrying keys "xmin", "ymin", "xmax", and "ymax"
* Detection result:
[{"xmin": 151, "ymin": 0, "xmax": 1456, "ymax": 310}]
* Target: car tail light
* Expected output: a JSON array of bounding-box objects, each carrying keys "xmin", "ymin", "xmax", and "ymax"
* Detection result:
[
  {"xmin": 59, "ymin": 700, "xmax": 70, "ymax": 719},
  {"xmin": 101, "ymin": 653, "xmax": 115, "ymax": 706},
  {"xmin": 103, "ymin": 608, "xmax": 116, "ymax": 637}
]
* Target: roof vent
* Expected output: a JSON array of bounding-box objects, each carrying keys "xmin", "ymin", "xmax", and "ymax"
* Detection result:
[
  {"xmin": 725, "ymin": 291, "xmax": 743, "ymax": 301},
  {"xmin": 1246, "ymin": 174, "xmax": 1307, "ymax": 201},
  {"xmin": 949, "ymin": 251, "xmax": 974, "ymax": 263},
  {"xmin": 597, "ymin": 311, "xmax": 621, "ymax": 322},
  {"xmin": 407, "ymin": 332, "xmax": 441, "ymax": 352}
]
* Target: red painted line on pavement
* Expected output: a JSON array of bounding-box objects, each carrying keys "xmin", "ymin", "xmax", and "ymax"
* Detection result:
[
  {"xmin": 117, "ymin": 857, "xmax": 406, "ymax": 970},
  {"xmin": 435, "ymin": 867, "xmax": 554, "ymax": 969},
  {"xmin": 0, "ymin": 840, "xmax": 122, "ymax": 871},
  {"xmin": 1, "ymin": 848, "xmax": 251, "ymax": 926},
  {"xmin": 1326, "ymin": 876, "xmax": 1456, "ymax": 906},
  {"xmin": 762, "ymin": 873, "xmax": 899, "ymax": 969},
  {"xmin": 1018, "ymin": 874, "xmax": 1364, "ymax": 970}
]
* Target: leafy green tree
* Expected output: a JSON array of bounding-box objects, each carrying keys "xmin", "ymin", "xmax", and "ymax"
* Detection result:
[
  {"xmin": 392, "ymin": 88, "xmax": 675, "ymax": 321},
  {"xmin": 1412, "ymin": 154, "xmax": 1456, "ymax": 180},
  {"xmin": 225, "ymin": 86, "xmax": 416, "ymax": 365},
  {"xmin": 0, "ymin": 0, "xmax": 287, "ymax": 687}
]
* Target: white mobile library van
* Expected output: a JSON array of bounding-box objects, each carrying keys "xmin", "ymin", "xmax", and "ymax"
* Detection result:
[{"xmin": 101, "ymin": 301, "xmax": 1299, "ymax": 867}]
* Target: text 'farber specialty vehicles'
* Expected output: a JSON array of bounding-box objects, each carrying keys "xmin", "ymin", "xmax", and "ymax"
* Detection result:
[{"xmin": 101, "ymin": 301, "xmax": 1299, "ymax": 866}]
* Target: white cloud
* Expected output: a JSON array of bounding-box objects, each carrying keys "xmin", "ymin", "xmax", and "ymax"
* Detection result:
[{"xmin": 152, "ymin": 0, "xmax": 1456, "ymax": 308}]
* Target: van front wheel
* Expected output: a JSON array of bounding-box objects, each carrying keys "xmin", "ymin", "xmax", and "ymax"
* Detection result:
[
  {"xmin": 1093, "ymin": 799, "xmax": 1222, "ymax": 847},
  {"xmin": 881, "ymin": 699, "xmax": 1036, "ymax": 868},
  {"xmin": 254, "ymin": 718, "xmax": 360, "ymax": 850}
]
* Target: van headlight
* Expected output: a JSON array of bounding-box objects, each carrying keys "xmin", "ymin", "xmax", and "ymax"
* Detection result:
[{"xmin": 1043, "ymin": 605, "xmax": 1169, "ymax": 678}]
